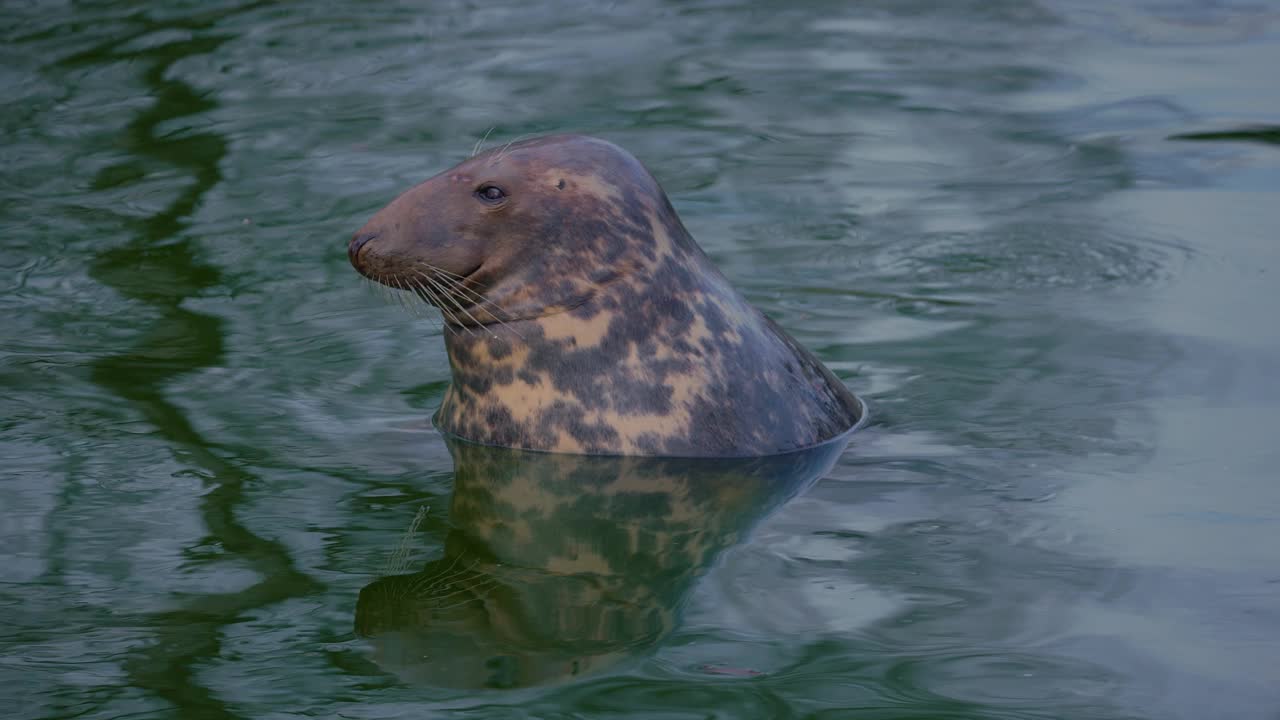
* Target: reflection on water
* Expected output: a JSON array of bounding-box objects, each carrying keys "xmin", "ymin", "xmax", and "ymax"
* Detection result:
[
  {"xmin": 2, "ymin": 0, "xmax": 1279, "ymax": 718},
  {"xmin": 42, "ymin": 5, "xmax": 320, "ymax": 718},
  {"xmin": 356, "ymin": 434, "xmax": 849, "ymax": 688}
]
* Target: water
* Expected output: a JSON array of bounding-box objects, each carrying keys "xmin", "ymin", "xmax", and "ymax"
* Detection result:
[
  {"xmin": 354, "ymin": 436, "xmax": 850, "ymax": 689},
  {"xmin": 3, "ymin": 1, "xmax": 1278, "ymax": 718}
]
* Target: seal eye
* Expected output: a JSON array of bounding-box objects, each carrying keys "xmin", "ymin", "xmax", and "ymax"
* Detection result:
[{"xmin": 476, "ymin": 185, "xmax": 506, "ymax": 203}]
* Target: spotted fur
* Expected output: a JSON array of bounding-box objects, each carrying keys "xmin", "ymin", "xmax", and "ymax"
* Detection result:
[
  {"xmin": 354, "ymin": 434, "xmax": 846, "ymax": 688},
  {"xmin": 350, "ymin": 134, "xmax": 862, "ymax": 456}
]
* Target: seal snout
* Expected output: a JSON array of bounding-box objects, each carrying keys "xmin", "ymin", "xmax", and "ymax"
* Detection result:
[{"xmin": 349, "ymin": 229, "xmax": 379, "ymax": 268}]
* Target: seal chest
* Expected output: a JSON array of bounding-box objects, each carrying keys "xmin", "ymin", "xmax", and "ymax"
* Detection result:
[{"xmin": 349, "ymin": 134, "xmax": 862, "ymax": 457}]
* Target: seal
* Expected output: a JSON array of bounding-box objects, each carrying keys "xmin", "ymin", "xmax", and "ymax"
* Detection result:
[
  {"xmin": 355, "ymin": 430, "xmax": 848, "ymax": 688},
  {"xmin": 349, "ymin": 134, "xmax": 862, "ymax": 456}
]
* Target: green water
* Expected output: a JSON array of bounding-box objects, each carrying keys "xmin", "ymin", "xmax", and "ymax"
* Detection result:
[{"xmin": 3, "ymin": 1, "xmax": 1279, "ymax": 718}]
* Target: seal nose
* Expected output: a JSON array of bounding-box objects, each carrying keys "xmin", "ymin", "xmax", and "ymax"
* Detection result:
[{"xmin": 349, "ymin": 230, "xmax": 378, "ymax": 267}]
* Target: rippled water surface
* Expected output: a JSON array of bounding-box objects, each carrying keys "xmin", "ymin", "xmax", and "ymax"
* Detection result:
[{"xmin": 4, "ymin": 1, "xmax": 1279, "ymax": 718}]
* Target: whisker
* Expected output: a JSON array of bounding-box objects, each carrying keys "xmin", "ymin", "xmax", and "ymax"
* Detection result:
[
  {"xmin": 435, "ymin": 576, "xmax": 504, "ymax": 604},
  {"xmin": 419, "ymin": 268, "xmax": 507, "ymax": 317},
  {"xmin": 417, "ymin": 271, "xmax": 494, "ymax": 338},
  {"xmin": 410, "ymin": 554, "xmax": 470, "ymax": 594},
  {"xmin": 424, "ymin": 574, "xmax": 501, "ymax": 606},
  {"xmin": 422, "ymin": 559, "xmax": 484, "ymax": 594},
  {"xmin": 383, "ymin": 505, "xmax": 430, "ymax": 576},
  {"xmin": 429, "ymin": 271, "xmax": 499, "ymax": 307},
  {"xmin": 407, "ymin": 274, "xmax": 463, "ymax": 330},
  {"xmin": 388, "ymin": 275, "xmax": 411, "ymax": 312},
  {"xmin": 411, "ymin": 261, "xmax": 497, "ymax": 291},
  {"xmin": 382, "ymin": 273, "xmax": 443, "ymax": 331},
  {"xmin": 433, "ymin": 274, "xmax": 526, "ymax": 340},
  {"xmin": 490, "ymin": 134, "xmax": 531, "ymax": 165},
  {"xmin": 411, "ymin": 272, "xmax": 461, "ymax": 321},
  {"xmin": 472, "ymin": 126, "xmax": 496, "ymax": 157},
  {"xmin": 371, "ymin": 274, "xmax": 392, "ymax": 304},
  {"xmin": 399, "ymin": 277, "xmax": 435, "ymax": 321},
  {"xmin": 362, "ymin": 276, "xmax": 386, "ymax": 303},
  {"xmin": 415, "ymin": 279, "xmax": 470, "ymax": 336},
  {"xmin": 400, "ymin": 261, "xmax": 526, "ymax": 339},
  {"xmin": 409, "ymin": 262, "xmax": 521, "ymax": 331},
  {"xmin": 423, "ymin": 575, "xmax": 498, "ymax": 605},
  {"xmin": 415, "ymin": 571, "xmax": 494, "ymax": 606}
]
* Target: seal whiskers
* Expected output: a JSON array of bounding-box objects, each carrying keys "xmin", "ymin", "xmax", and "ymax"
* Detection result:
[
  {"xmin": 410, "ymin": 277, "xmax": 474, "ymax": 336},
  {"xmin": 415, "ymin": 272, "xmax": 488, "ymax": 338},
  {"xmin": 434, "ymin": 278, "xmax": 523, "ymax": 337},
  {"xmin": 415, "ymin": 262, "xmax": 527, "ymax": 339},
  {"xmin": 378, "ymin": 273, "xmax": 445, "ymax": 332},
  {"xmin": 348, "ymin": 133, "xmax": 864, "ymax": 456},
  {"xmin": 490, "ymin": 134, "xmax": 531, "ymax": 166},
  {"xmin": 408, "ymin": 553, "xmax": 471, "ymax": 594},
  {"xmin": 382, "ymin": 505, "xmax": 430, "ymax": 576},
  {"xmin": 471, "ymin": 126, "xmax": 496, "ymax": 158},
  {"xmin": 387, "ymin": 275, "xmax": 416, "ymax": 315}
]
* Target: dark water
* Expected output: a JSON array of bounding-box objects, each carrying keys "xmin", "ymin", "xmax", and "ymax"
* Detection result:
[
  {"xmin": 353, "ymin": 436, "xmax": 850, "ymax": 690},
  {"xmin": 3, "ymin": 1, "xmax": 1279, "ymax": 718}
]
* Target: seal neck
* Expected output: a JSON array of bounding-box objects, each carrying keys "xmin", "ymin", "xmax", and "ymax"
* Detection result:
[{"xmin": 440, "ymin": 248, "xmax": 720, "ymax": 350}]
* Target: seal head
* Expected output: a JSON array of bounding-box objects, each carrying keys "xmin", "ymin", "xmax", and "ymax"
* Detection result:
[{"xmin": 350, "ymin": 134, "xmax": 862, "ymax": 456}]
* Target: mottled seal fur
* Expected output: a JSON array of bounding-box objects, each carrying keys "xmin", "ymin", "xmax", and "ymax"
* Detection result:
[
  {"xmin": 354, "ymin": 433, "xmax": 847, "ymax": 688},
  {"xmin": 349, "ymin": 134, "xmax": 862, "ymax": 456}
]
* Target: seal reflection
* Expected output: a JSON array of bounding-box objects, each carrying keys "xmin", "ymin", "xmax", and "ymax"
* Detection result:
[{"xmin": 354, "ymin": 433, "xmax": 849, "ymax": 688}]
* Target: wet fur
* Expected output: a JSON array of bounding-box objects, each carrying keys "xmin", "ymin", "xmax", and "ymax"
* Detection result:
[{"xmin": 350, "ymin": 134, "xmax": 861, "ymax": 456}]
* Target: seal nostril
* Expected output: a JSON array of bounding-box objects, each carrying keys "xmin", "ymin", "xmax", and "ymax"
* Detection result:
[{"xmin": 349, "ymin": 231, "xmax": 379, "ymax": 265}]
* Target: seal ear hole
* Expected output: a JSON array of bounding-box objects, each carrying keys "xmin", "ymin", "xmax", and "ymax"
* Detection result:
[{"xmin": 556, "ymin": 179, "xmax": 566, "ymax": 190}]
